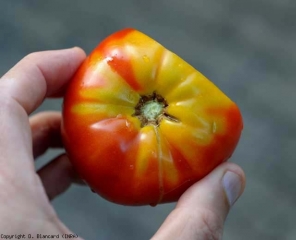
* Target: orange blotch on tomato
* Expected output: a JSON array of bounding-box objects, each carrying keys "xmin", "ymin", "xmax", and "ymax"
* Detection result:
[{"xmin": 62, "ymin": 29, "xmax": 243, "ymax": 206}]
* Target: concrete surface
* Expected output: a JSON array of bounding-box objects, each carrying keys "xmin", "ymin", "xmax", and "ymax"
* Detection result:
[{"xmin": 1, "ymin": 0, "xmax": 296, "ymax": 239}]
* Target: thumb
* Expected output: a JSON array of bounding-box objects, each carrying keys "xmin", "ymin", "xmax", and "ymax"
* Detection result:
[{"xmin": 152, "ymin": 162, "xmax": 246, "ymax": 240}]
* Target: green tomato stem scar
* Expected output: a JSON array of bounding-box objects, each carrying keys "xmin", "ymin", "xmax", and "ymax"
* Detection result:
[
  {"xmin": 133, "ymin": 92, "xmax": 179, "ymax": 127},
  {"xmin": 141, "ymin": 101, "xmax": 165, "ymax": 121}
]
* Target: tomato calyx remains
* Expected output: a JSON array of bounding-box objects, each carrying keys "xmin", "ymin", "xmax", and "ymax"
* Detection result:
[{"xmin": 133, "ymin": 92, "xmax": 179, "ymax": 127}]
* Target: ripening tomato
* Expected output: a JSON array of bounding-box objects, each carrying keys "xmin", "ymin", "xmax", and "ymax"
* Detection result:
[{"xmin": 61, "ymin": 28, "xmax": 243, "ymax": 206}]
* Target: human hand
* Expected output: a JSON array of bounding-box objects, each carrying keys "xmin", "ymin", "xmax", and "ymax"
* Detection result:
[
  {"xmin": 0, "ymin": 48, "xmax": 86, "ymax": 237},
  {"xmin": 152, "ymin": 163, "xmax": 245, "ymax": 239},
  {"xmin": 0, "ymin": 48, "xmax": 245, "ymax": 239}
]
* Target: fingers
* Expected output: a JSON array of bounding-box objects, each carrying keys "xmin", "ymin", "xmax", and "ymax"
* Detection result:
[
  {"xmin": 0, "ymin": 48, "xmax": 85, "ymax": 172},
  {"xmin": 37, "ymin": 154, "xmax": 82, "ymax": 201},
  {"xmin": 152, "ymin": 163, "xmax": 245, "ymax": 240},
  {"xmin": 0, "ymin": 47, "xmax": 86, "ymax": 114},
  {"xmin": 30, "ymin": 111, "xmax": 63, "ymax": 159}
]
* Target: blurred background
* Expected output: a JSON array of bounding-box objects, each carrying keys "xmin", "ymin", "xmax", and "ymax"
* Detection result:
[{"xmin": 1, "ymin": 0, "xmax": 296, "ymax": 239}]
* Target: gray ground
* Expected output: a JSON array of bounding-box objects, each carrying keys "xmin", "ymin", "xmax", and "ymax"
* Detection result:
[{"xmin": 1, "ymin": 1, "xmax": 296, "ymax": 239}]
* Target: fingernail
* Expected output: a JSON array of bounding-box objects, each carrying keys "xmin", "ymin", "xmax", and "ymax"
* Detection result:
[{"xmin": 222, "ymin": 171, "xmax": 242, "ymax": 206}]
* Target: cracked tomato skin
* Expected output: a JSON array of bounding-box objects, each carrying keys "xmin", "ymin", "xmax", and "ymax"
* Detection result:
[{"xmin": 61, "ymin": 28, "xmax": 243, "ymax": 206}]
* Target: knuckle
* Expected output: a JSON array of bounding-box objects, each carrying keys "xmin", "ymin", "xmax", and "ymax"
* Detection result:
[
  {"xmin": 0, "ymin": 95, "xmax": 27, "ymax": 130},
  {"xmin": 23, "ymin": 51, "xmax": 40, "ymax": 61},
  {"xmin": 21, "ymin": 52, "xmax": 44, "ymax": 71},
  {"xmin": 0, "ymin": 94, "xmax": 15, "ymax": 113},
  {"xmin": 197, "ymin": 209, "xmax": 224, "ymax": 240}
]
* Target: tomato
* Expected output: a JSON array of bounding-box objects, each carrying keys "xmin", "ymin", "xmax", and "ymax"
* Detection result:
[{"xmin": 61, "ymin": 28, "xmax": 243, "ymax": 206}]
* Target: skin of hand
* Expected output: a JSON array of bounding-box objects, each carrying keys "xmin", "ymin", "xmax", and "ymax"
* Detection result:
[{"xmin": 0, "ymin": 48, "xmax": 245, "ymax": 240}]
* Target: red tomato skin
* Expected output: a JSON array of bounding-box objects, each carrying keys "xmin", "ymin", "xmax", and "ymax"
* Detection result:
[{"xmin": 62, "ymin": 28, "xmax": 243, "ymax": 206}]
